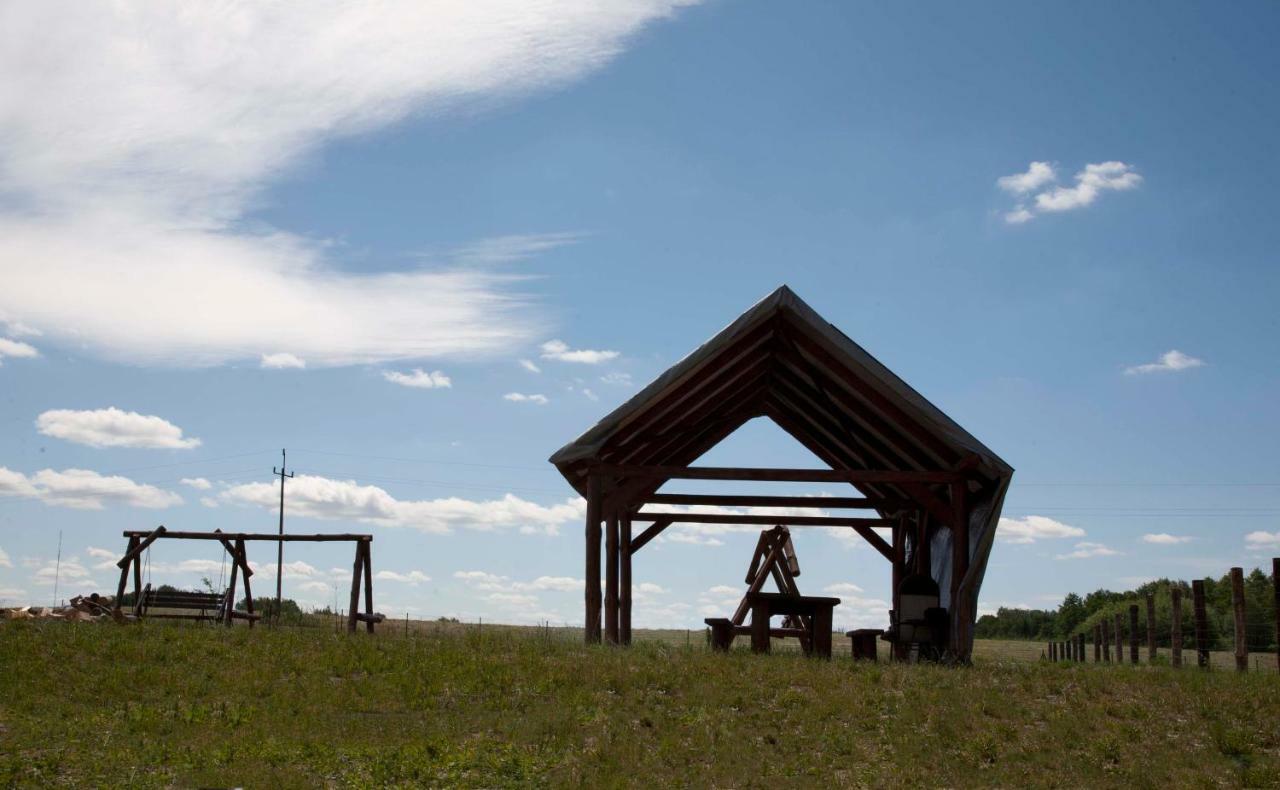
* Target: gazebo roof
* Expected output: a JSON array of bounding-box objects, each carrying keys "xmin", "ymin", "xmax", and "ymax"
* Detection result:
[{"xmin": 550, "ymin": 285, "xmax": 1012, "ymax": 504}]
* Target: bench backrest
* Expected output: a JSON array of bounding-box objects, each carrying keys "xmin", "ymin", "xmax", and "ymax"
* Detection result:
[{"xmin": 144, "ymin": 589, "xmax": 226, "ymax": 609}]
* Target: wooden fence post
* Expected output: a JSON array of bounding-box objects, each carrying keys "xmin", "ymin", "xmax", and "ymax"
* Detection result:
[
  {"xmin": 1128, "ymin": 605, "xmax": 1139, "ymax": 665},
  {"xmin": 1230, "ymin": 567, "xmax": 1247, "ymax": 672},
  {"xmin": 1273, "ymin": 558, "xmax": 1279, "ymax": 674},
  {"xmin": 1192, "ymin": 580, "xmax": 1209, "ymax": 669},
  {"xmin": 1094, "ymin": 624, "xmax": 1102, "ymax": 662},
  {"xmin": 1049, "ymin": 641, "xmax": 1055, "ymax": 661},
  {"xmin": 1078, "ymin": 633, "xmax": 1086, "ymax": 663},
  {"xmin": 1145, "ymin": 594, "xmax": 1157, "ymax": 662},
  {"xmin": 1171, "ymin": 586, "xmax": 1182, "ymax": 668}
]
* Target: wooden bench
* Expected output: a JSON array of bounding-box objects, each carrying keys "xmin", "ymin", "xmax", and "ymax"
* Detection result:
[
  {"xmin": 847, "ymin": 628, "xmax": 883, "ymax": 661},
  {"xmin": 704, "ymin": 617, "xmax": 808, "ymax": 651},
  {"xmin": 134, "ymin": 584, "xmax": 259, "ymax": 624},
  {"xmin": 744, "ymin": 592, "xmax": 840, "ymax": 658}
]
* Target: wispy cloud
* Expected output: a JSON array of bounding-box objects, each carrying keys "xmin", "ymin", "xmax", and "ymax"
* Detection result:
[
  {"xmin": 180, "ymin": 477, "xmax": 212, "ymax": 490},
  {"xmin": 375, "ymin": 570, "xmax": 432, "ymax": 585},
  {"xmin": 0, "ymin": 3, "xmax": 696, "ymax": 367},
  {"xmin": 1055, "ymin": 541, "xmax": 1120, "ymax": 560},
  {"xmin": 260, "ymin": 353, "xmax": 305, "ymax": 370},
  {"xmin": 382, "ymin": 369, "xmax": 452, "ymax": 389},
  {"xmin": 540, "ymin": 339, "xmax": 620, "ymax": 364},
  {"xmin": 1244, "ymin": 530, "xmax": 1280, "ymax": 551},
  {"xmin": 997, "ymin": 515, "xmax": 1086, "ymax": 545},
  {"xmin": 504, "ymin": 392, "xmax": 549, "ymax": 405},
  {"xmin": 518, "ymin": 359, "xmax": 542, "ymax": 374},
  {"xmin": 36, "ymin": 407, "xmax": 201, "ymax": 449},
  {"xmin": 600, "ymin": 371, "xmax": 632, "ymax": 386},
  {"xmin": 998, "ymin": 160, "xmax": 1141, "ymax": 224},
  {"xmin": 221, "ymin": 473, "xmax": 582, "ymax": 535},
  {"xmin": 1141, "ymin": 533, "xmax": 1192, "ymax": 545},
  {"xmin": 0, "ymin": 466, "xmax": 183, "ymax": 510},
  {"xmin": 1124, "ymin": 350, "xmax": 1204, "ymax": 375},
  {"xmin": 0, "ymin": 337, "xmax": 39, "ymax": 365}
]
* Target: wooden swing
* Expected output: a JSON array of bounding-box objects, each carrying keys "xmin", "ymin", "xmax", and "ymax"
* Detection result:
[{"xmin": 703, "ymin": 525, "xmax": 812, "ymax": 650}]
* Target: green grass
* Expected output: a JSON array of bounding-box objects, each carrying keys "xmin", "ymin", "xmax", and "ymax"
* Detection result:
[{"xmin": 2, "ymin": 621, "xmax": 1279, "ymax": 788}]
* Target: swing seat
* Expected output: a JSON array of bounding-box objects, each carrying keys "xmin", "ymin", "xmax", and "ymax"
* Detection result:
[{"xmin": 135, "ymin": 583, "xmax": 235, "ymax": 622}]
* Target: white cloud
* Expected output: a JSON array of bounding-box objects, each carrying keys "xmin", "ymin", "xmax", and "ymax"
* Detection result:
[
  {"xmin": 32, "ymin": 557, "xmax": 95, "ymax": 587},
  {"xmin": 0, "ymin": 337, "xmax": 39, "ymax": 364},
  {"xmin": 382, "ymin": 368, "xmax": 452, "ymax": 389},
  {"xmin": 530, "ymin": 576, "xmax": 582, "ymax": 592},
  {"xmin": 1124, "ymin": 350, "xmax": 1205, "ymax": 375},
  {"xmin": 997, "ymin": 515, "xmax": 1086, "ymax": 545},
  {"xmin": 1141, "ymin": 533, "xmax": 1193, "ymax": 545},
  {"xmin": 0, "ymin": 3, "xmax": 696, "ymax": 367},
  {"xmin": 199, "ymin": 496, "xmax": 219, "ymax": 508},
  {"xmin": 600, "ymin": 371, "xmax": 632, "ymax": 386},
  {"xmin": 997, "ymin": 160, "xmax": 1141, "ymax": 223},
  {"xmin": 221, "ymin": 473, "xmax": 583, "ymax": 535},
  {"xmin": 997, "ymin": 161, "xmax": 1056, "ymax": 194},
  {"xmin": 36, "ymin": 407, "xmax": 201, "ymax": 449},
  {"xmin": 540, "ymin": 339, "xmax": 620, "ymax": 364},
  {"xmin": 375, "ymin": 570, "xmax": 431, "ymax": 585},
  {"xmin": 1055, "ymin": 541, "xmax": 1120, "ymax": 560},
  {"xmin": 823, "ymin": 582, "xmax": 864, "ymax": 595},
  {"xmin": 664, "ymin": 531, "xmax": 725, "ymax": 547},
  {"xmin": 1035, "ymin": 161, "xmax": 1142, "ymax": 213},
  {"xmin": 260, "ymin": 353, "xmax": 305, "ymax": 369},
  {"xmin": 0, "ymin": 546, "xmax": 11, "ymax": 568},
  {"xmin": 580, "ymin": 387, "xmax": 599, "ymax": 401},
  {"xmin": 0, "ymin": 466, "xmax": 183, "ymax": 510},
  {"xmin": 636, "ymin": 582, "xmax": 665, "ymax": 594},
  {"xmin": 518, "ymin": 359, "xmax": 542, "ymax": 374},
  {"xmin": 504, "ymin": 392, "xmax": 549, "ymax": 405},
  {"xmin": 1244, "ymin": 531, "xmax": 1280, "ymax": 550},
  {"xmin": 180, "ymin": 477, "xmax": 213, "ymax": 490},
  {"xmin": 252, "ymin": 560, "xmax": 321, "ymax": 579}
]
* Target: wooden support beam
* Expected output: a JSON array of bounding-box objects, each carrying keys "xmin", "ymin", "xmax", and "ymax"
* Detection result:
[
  {"xmin": 115, "ymin": 536, "xmax": 137, "ymax": 610},
  {"xmin": 605, "ymin": 509, "xmax": 620, "ymax": 645},
  {"xmin": 595, "ymin": 464, "xmax": 961, "ymax": 484},
  {"xmin": 347, "ymin": 542, "xmax": 363, "ymax": 634},
  {"xmin": 620, "ymin": 516, "xmax": 632, "ymax": 646},
  {"xmin": 628, "ymin": 518, "xmax": 672, "ymax": 555},
  {"xmin": 632, "ymin": 512, "xmax": 889, "ymax": 528},
  {"xmin": 117, "ymin": 525, "xmax": 167, "ymax": 568},
  {"xmin": 584, "ymin": 474, "xmax": 602, "ymax": 645},
  {"xmin": 122, "ymin": 530, "xmax": 371, "ymax": 542},
  {"xmin": 225, "ymin": 554, "xmax": 240, "ymax": 627},
  {"xmin": 363, "ymin": 541, "xmax": 375, "ymax": 634},
  {"xmin": 644, "ymin": 493, "xmax": 899, "ymax": 510},
  {"xmin": 237, "ymin": 538, "xmax": 254, "ymax": 629}
]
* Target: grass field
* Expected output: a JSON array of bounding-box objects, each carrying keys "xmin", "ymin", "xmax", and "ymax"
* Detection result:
[{"xmin": 3, "ymin": 620, "xmax": 1279, "ymax": 788}]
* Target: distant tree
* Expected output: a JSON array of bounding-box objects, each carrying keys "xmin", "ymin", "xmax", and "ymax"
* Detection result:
[{"xmin": 237, "ymin": 596, "xmax": 304, "ymax": 625}]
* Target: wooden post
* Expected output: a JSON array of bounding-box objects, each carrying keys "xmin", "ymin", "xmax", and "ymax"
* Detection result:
[
  {"xmin": 115, "ymin": 536, "xmax": 137, "ymax": 611},
  {"xmin": 1145, "ymin": 594, "xmax": 1157, "ymax": 663},
  {"xmin": 1049, "ymin": 641, "xmax": 1056, "ymax": 662},
  {"xmin": 347, "ymin": 542, "xmax": 362, "ymax": 634},
  {"xmin": 1128, "ymin": 605, "xmax": 1139, "ymax": 665},
  {"xmin": 620, "ymin": 515, "xmax": 632, "ymax": 646},
  {"xmin": 225, "ymin": 554, "xmax": 240, "ymax": 627},
  {"xmin": 1170, "ymin": 586, "xmax": 1182, "ymax": 668},
  {"xmin": 1078, "ymin": 633, "xmax": 1086, "ymax": 662},
  {"xmin": 584, "ymin": 473, "xmax": 602, "ymax": 644},
  {"xmin": 1102, "ymin": 618, "xmax": 1111, "ymax": 662},
  {"xmin": 1094, "ymin": 624, "xmax": 1101, "ymax": 662},
  {"xmin": 237, "ymin": 539, "xmax": 255, "ymax": 629},
  {"xmin": 604, "ymin": 508, "xmax": 619, "ymax": 645},
  {"xmin": 1230, "ymin": 567, "xmax": 1247, "ymax": 672},
  {"xmin": 914, "ymin": 511, "xmax": 930, "ymax": 575},
  {"xmin": 751, "ymin": 597, "xmax": 770, "ymax": 654},
  {"xmin": 132, "ymin": 550, "xmax": 143, "ymax": 604},
  {"xmin": 1192, "ymin": 580, "xmax": 1209, "ymax": 669},
  {"xmin": 1114, "ymin": 613, "xmax": 1125, "ymax": 664},
  {"xmin": 362, "ymin": 540, "xmax": 375, "ymax": 634},
  {"xmin": 1273, "ymin": 559, "xmax": 1280, "ymax": 674}
]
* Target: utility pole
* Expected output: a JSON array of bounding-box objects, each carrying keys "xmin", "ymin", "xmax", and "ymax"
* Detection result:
[{"xmin": 273, "ymin": 449, "xmax": 294, "ymax": 626}]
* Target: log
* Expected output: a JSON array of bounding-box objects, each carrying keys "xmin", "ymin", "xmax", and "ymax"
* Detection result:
[
  {"xmin": 347, "ymin": 542, "xmax": 363, "ymax": 634},
  {"xmin": 1192, "ymin": 580, "xmax": 1209, "ymax": 669},
  {"xmin": 114, "ymin": 536, "xmax": 137, "ymax": 611},
  {"xmin": 595, "ymin": 463, "xmax": 962, "ymax": 484},
  {"xmin": 620, "ymin": 516, "xmax": 632, "ymax": 646},
  {"xmin": 1170, "ymin": 586, "xmax": 1182, "ymax": 668},
  {"xmin": 628, "ymin": 517, "xmax": 672, "ymax": 555},
  {"xmin": 604, "ymin": 510, "xmax": 619, "ymax": 645},
  {"xmin": 362, "ymin": 541, "xmax": 375, "ymax": 634},
  {"xmin": 122, "ymin": 530, "xmax": 371, "ymax": 542},
  {"xmin": 584, "ymin": 474, "xmax": 602, "ymax": 644},
  {"xmin": 117, "ymin": 526, "xmax": 167, "ymax": 568},
  {"xmin": 645, "ymin": 493, "xmax": 901, "ymax": 510},
  {"xmin": 1230, "ymin": 567, "xmax": 1247, "ymax": 672}
]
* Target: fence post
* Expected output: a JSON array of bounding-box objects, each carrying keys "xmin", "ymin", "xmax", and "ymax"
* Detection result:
[
  {"xmin": 1102, "ymin": 618, "xmax": 1111, "ymax": 662},
  {"xmin": 1230, "ymin": 567, "xmax": 1247, "ymax": 672},
  {"xmin": 1171, "ymin": 586, "xmax": 1182, "ymax": 668},
  {"xmin": 1193, "ymin": 579, "xmax": 1209, "ymax": 669},
  {"xmin": 1078, "ymin": 633, "xmax": 1086, "ymax": 663},
  {"xmin": 1145, "ymin": 594, "xmax": 1157, "ymax": 663},
  {"xmin": 1273, "ymin": 558, "xmax": 1279, "ymax": 674},
  {"xmin": 1094, "ymin": 624, "xmax": 1102, "ymax": 662},
  {"xmin": 1114, "ymin": 612, "xmax": 1125, "ymax": 665},
  {"xmin": 1128, "ymin": 604, "xmax": 1139, "ymax": 664},
  {"xmin": 1049, "ymin": 641, "xmax": 1056, "ymax": 661}
]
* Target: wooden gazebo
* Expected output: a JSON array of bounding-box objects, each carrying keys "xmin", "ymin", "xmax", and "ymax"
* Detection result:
[{"xmin": 549, "ymin": 286, "xmax": 1012, "ymax": 661}]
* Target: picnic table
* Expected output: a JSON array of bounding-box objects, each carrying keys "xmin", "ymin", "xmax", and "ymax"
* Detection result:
[{"xmin": 745, "ymin": 592, "xmax": 840, "ymax": 658}]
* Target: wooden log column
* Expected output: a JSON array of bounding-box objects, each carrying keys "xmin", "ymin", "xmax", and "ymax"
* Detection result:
[
  {"xmin": 237, "ymin": 539, "xmax": 255, "ymax": 629},
  {"xmin": 115, "ymin": 536, "xmax": 138, "ymax": 611},
  {"xmin": 584, "ymin": 473, "xmax": 603, "ymax": 644},
  {"xmin": 620, "ymin": 515, "xmax": 632, "ymax": 646},
  {"xmin": 362, "ymin": 539, "xmax": 375, "ymax": 634},
  {"xmin": 1230, "ymin": 567, "xmax": 1247, "ymax": 672},
  {"xmin": 604, "ymin": 508, "xmax": 620, "ymax": 645},
  {"xmin": 347, "ymin": 541, "xmax": 363, "ymax": 634}
]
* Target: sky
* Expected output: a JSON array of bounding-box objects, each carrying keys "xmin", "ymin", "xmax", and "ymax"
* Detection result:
[{"xmin": 1, "ymin": 1, "xmax": 1278, "ymax": 630}]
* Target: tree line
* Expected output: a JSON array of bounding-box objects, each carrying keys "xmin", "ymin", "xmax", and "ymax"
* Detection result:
[{"xmin": 974, "ymin": 566, "xmax": 1277, "ymax": 651}]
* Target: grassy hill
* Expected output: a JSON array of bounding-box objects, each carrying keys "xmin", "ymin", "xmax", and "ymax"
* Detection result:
[{"xmin": 2, "ymin": 620, "xmax": 1278, "ymax": 787}]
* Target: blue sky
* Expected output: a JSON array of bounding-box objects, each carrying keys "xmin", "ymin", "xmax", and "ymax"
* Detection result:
[{"xmin": 1, "ymin": 1, "xmax": 1277, "ymax": 628}]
